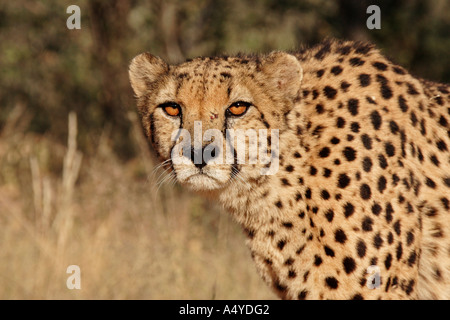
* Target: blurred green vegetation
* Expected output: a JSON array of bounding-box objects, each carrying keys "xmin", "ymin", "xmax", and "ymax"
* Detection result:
[{"xmin": 1, "ymin": 0, "xmax": 449, "ymax": 160}]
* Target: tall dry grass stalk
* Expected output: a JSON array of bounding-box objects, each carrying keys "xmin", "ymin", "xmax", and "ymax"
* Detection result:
[{"xmin": 0, "ymin": 108, "xmax": 275, "ymax": 300}]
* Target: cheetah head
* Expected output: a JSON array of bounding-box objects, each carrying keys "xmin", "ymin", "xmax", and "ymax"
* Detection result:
[{"xmin": 129, "ymin": 52, "xmax": 303, "ymax": 191}]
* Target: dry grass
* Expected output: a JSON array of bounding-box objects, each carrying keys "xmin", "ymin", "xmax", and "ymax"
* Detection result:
[{"xmin": 0, "ymin": 106, "xmax": 275, "ymax": 300}]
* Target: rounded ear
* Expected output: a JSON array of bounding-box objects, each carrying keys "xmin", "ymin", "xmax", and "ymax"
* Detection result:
[
  {"xmin": 261, "ymin": 52, "xmax": 303, "ymax": 100},
  {"xmin": 128, "ymin": 53, "xmax": 168, "ymax": 98}
]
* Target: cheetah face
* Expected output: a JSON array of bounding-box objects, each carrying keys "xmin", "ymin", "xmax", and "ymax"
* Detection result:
[{"xmin": 129, "ymin": 52, "xmax": 302, "ymax": 191}]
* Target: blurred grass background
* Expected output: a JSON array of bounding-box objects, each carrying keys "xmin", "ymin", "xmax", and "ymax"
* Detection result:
[{"xmin": 0, "ymin": 0, "xmax": 449, "ymax": 299}]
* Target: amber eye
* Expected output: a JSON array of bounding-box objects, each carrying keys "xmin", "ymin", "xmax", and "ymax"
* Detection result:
[
  {"xmin": 160, "ymin": 103, "xmax": 181, "ymax": 117},
  {"xmin": 226, "ymin": 101, "xmax": 251, "ymax": 117}
]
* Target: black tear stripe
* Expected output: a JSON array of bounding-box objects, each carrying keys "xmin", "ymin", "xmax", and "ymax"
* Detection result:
[
  {"xmin": 149, "ymin": 112, "xmax": 156, "ymax": 146},
  {"xmin": 227, "ymin": 131, "xmax": 240, "ymax": 180},
  {"xmin": 148, "ymin": 112, "xmax": 163, "ymax": 159},
  {"xmin": 223, "ymin": 120, "xmax": 241, "ymax": 180}
]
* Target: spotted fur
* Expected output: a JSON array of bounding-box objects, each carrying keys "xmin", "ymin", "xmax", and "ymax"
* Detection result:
[{"xmin": 129, "ymin": 39, "xmax": 450, "ymax": 299}]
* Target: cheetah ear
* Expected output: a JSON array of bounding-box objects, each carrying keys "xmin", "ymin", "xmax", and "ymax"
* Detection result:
[
  {"xmin": 129, "ymin": 53, "xmax": 169, "ymax": 98},
  {"xmin": 261, "ymin": 52, "xmax": 303, "ymax": 101}
]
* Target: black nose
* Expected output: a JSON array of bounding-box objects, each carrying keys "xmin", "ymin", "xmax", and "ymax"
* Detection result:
[{"xmin": 189, "ymin": 147, "xmax": 218, "ymax": 170}]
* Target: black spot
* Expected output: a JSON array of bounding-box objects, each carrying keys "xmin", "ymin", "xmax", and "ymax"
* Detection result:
[
  {"xmin": 373, "ymin": 233, "xmax": 383, "ymax": 249},
  {"xmin": 313, "ymin": 125, "xmax": 324, "ymax": 138},
  {"xmin": 324, "ymin": 246, "xmax": 335, "ymax": 257},
  {"xmin": 398, "ymin": 95, "xmax": 409, "ymax": 112},
  {"xmin": 370, "ymin": 110, "xmax": 382, "ymax": 130},
  {"xmin": 384, "ymin": 253, "xmax": 393, "ymax": 270},
  {"xmin": 245, "ymin": 228, "xmax": 255, "ymax": 239},
  {"xmin": 436, "ymin": 140, "xmax": 447, "ymax": 151},
  {"xmin": 319, "ymin": 147, "xmax": 331, "ymax": 158},
  {"xmin": 343, "ymin": 147, "xmax": 357, "ymax": 161},
  {"xmin": 362, "ymin": 216, "xmax": 373, "ymax": 231},
  {"xmin": 285, "ymin": 165, "xmax": 294, "ymax": 172},
  {"xmin": 392, "ymin": 174, "xmax": 400, "ymax": 186},
  {"xmin": 277, "ymin": 240, "xmax": 286, "ymax": 250},
  {"xmin": 371, "ymin": 203, "xmax": 382, "ymax": 216},
  {"xmin": 298, "ymin": 290, "xmax": 308, "ymax": 300},
  {"xmin": 314, "ymin": 255, "xmax": 323, "ymax": 266},
  {"xmin": 281, "ymin": 178, "xmax": 291, "ymax": 186},
  {"xmin": 430, "ymin": 154, "xmax": 440, "ymax": 167},
  {"xmin": 338, "ymin": 173, "xmax": 351, "ymax": 188},
  {"xmin": 407, "ymin": 83, "xmax": 419, "ymax": 95},
  {"xmin": 349, "ymin": 57, "xmax": 365, "ymax": 66},
  {"xmin": 372, "ymin": 61, "xmax": 388, "ymax": 71},
  {"xmin": 309, "ymin": 166, "xmax": 317, "ymax": 176},
  {"xmin": 358, "ymin": 74, "xmax": 371, "ymax": 87},
  {"xmin": 392, "ymin": 66, "xmax": 406, "ymax": 74},
  {"xmin": 360, "ymin": 184, "xmax": 371, "ymax": 200},
  {"xmin": 318, "ymin": 189, "xmax": 330, "ymax": 201},
  {"xmin": 376, "ymin": 74, "xmax": 393, "ymax": 99},
  {"xmin": 439, "ymin": 115, "xmax": 448, "ymax": 127},
  {"xmin": 385, "ymin": 203, "xmax": 394, "ymax": 223},
  {"xmin": 351, "ymin": 294, "xmax": 364, "ymax": 300},
  {"xmin": 336, "ymin": 117, "xmax": 346, "ymax": 128},
  {"xmin": 325, "ymin": 209, "xmax": 334, "ymax": 222},
  {"xmin": 378, "ymin": 154, "xmax": 388, "ymax": 169},
  {"xmin": 351, "ymin": 122, "xmax": 360, "ymax": 133},
  {"xmin": 275, "ymin": 201, "xmax": 283, "ymax": 208},
  {"xmin": 396, "ymin": 242, "xmax": 403, "ymax": 260},
  {"xmin": 282, "ymin": 222, "xmax": 293, "ymax": 229},
  {"xmin": 444, "ymin": 177, "xmax": 450, "ymax": 187},
  {"xmin": 348, "ymin": 99, "xmax": 359, "ymax": 115},
  {"xmin": 388, "ymin": 121, "xmax": 399, "ymax": 135},
  {"xmin": 441, "ymin": 197, "xmax": 450, "ymax": 210},
  {"xmin": 324, "ymin": 86, "xmax": 338, "ymax": 99},
  {"xmin": 323, "ymin": 168, "xmax": 332, "ymax": 178},
  {"xmin": 275, "ymin": 281, "xmax": 287, "ymax": 292},
  {"xmin": 393, "ymin": 220, "xmax": 401, "ymax": 236},
  {"xmin": 385, "ymin": 142, "xmax": 395, "ymax": 157},
  {"xmin": 335, "ymin": 229, "xmax": 347, "ymax": 243},
  {"xmin": 330, "ymin": 65, "xmax": 343, "ymax": 75},
  {"xmin": 405, "ymin": 280, "xmax": 415, "ymax": 295},
  {"xmin": 312, "ymin": 89, "xmax": 319, "ymax": 99},
  {"xmin": 298, "ymin": 210, "xmax": 305, "ymax": 219},
  {"xmin": 220, "ymin": 72, "xmax": 231, "ymax": 78},
  {"xmin": 314, "ymin": 42, "xmax": 331, "ymax": 60},
  {"xmin": 407, "ymin": 251, "xmax": 417, "ymax": 266},
  {"xmin": 366, "ymin": 96, "xmax": 376, "ymax": 104},
  {"xmin": 356, "ymin": 240, "xmax": 366, "ymax": 258},
  {"xmin": 377, "ymin": 176, "xmax": 387, "ymax": 193},
  {"xmin": 330, "ymin": 137, "xmax": 340, "ymax": 144},
  {"xmin": 305, "ymin": 188, "xmax": 312, "ymax": 199},
  {"xmin": 361, "ymin": 134, "xmax": 372, "ymax": 150},
  {"xmin": 294, "ymin": 151, "xmax": 301, "ymax": 158},
  {"xmin": 410, "ymin": 111, "xmax": 418, "ymax": 126},
  {"xmin": 425, "ymin": 177, "xmax": 436, "ymax": 189},
  {"xmin": 406, "ymin": 232, "xmax": 414, "ymax": 246},
  {"xmin": 337, "ymin": 45, "xmax": 351, "ymax": 55},
  {"xmin": 340, "ymin": 81, "xmax": 351, "ymax": 92},
  {"xmin": 343, "ymin": 202, "xmax": 355, "ymax": 218},
  {"xmin": 362, "ymin": 157, "xmax": 373, "ymax": 172},
  {"xmin": 315, "ymin": 104, "xmax": 324, "ymax": 114},
  {"xmin": 420, "ymin": 119, "xmax": 427, "ymax": 136},
  {"xmin": 355, "ymin": 42, "xmax": 372, "ymax": 54},
  {"xmin": 316, "ymin": 69, "xmax": 325, "ymax": 78},
  {"xmin": 325, "ymin": 277, "xmax": 339, "ymax": 289},
  {"xmin": 343, "ymin": 257, "xmax": 356, "ymax": 274}
]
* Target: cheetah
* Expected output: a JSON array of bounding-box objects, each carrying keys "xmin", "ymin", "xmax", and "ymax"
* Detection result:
[{"xmin": 129, "ymin": 39, "xmax": 450, "ymax": 299}]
